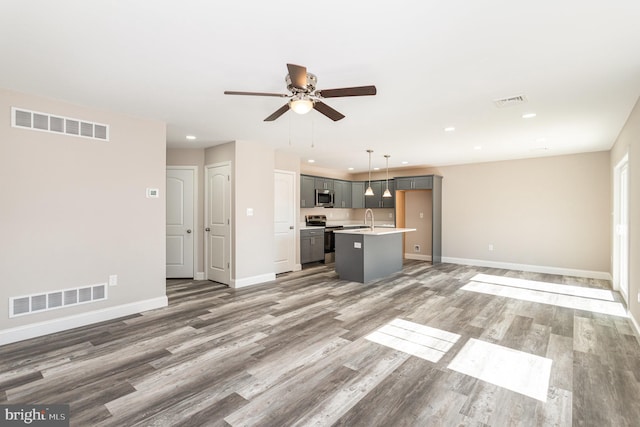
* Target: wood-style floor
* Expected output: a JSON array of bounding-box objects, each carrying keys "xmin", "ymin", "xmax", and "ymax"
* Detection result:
[{"xmin": 2, "ymin": 261, "xmax": 640, "ymax": 426}]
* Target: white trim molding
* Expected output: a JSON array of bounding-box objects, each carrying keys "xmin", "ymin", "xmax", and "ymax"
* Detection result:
[
  {"xmin": 0, "ymin": 296, "xmax": 168, "ymax": 346},
  {"xmin": 194, "ymin": 272, "xmax": 206, "ymax": 280},
  {"xmin": 231, "ymin": 273, "xmax": 276, "ymax": 289},
  {"xmin": 405, "ymin": 253, "xmax": 432, "ymax": 262},
  {"xmin": 629, "ymin": 312, "xmax": 640, "ymax": 344},
  {"xmin": 442, "ymin": 257, "xmax": 612, "ymax": 281}
]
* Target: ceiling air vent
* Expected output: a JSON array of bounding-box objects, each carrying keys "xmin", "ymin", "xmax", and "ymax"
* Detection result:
[
  {"xmin": 493, "ymin": 95, "xmax": 527, "ymax": 108},
  {"xmin": 11, "ymin": 107, "xmax": 110, "ymax": 141}
]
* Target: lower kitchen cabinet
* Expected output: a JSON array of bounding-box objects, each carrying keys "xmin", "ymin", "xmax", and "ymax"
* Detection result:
[{"xmin": 300, "ymin": 229, "xmax": 325, "ymax": 264}]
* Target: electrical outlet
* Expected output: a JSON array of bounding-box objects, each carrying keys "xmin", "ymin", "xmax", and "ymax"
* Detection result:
[
  {"xmin": 420, "ymin": 212, "xmax": 424, "ymax": 219},
  {"xmin": 109, "ymin": 275, "xmax": 118, "ymax": 286},
  {"xmin": 389, "ymin": 213, "xmax": 393, "ymax": 218},
  {"xmin": 414, "ymin": 244, "xmax": 421, "ymax": 252},
  {"xmin": 488, "ymin": 244, "xmax": 494, "ymax": 251}
]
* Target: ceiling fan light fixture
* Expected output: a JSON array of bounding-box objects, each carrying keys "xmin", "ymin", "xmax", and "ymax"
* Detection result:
[{"xmin": 289, "ymin": 97, "xmax": 314, "ymax": 114}]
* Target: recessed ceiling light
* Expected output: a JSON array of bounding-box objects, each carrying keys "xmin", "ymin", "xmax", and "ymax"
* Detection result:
[
  {"xmin": 348, "ymin": 167, "xmax": 354, "ymax": 171},
  {"xmin": 373, "ymin": 167, "xmax": 380, "ymax": 171},
  {"xmin": 536, "ymin": 137, "xmax": 547, "ymax": 142},
  {"xmin": 308, "ymin": 159, "xmax": 315, "ymax": 163},
  {"xmin": 444, "ymin": 127, "xmax": 456, "ymax": 132},
  {"xmin": 401, "ymin": 161, "xmax": 409, "ymax": 165},
  {"xmin": 186, "ymin": 135, "xmax": 196, "ymax": 140},
  {"xmin": 474, "ymin": 146, "xmax": 482, "ymax": 150},
  {"xmin": 522, "ymin": 113, "xmax": 537, "ymax": 119}
]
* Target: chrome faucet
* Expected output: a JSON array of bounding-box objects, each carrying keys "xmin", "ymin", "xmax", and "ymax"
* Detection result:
[{"xmin": 364, "ymin": 208, "xmax": 375, "ymax": 231}]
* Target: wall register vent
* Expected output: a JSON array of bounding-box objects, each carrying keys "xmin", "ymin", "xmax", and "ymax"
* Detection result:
[
  {"xmin": 11, "ymin": 107, "xmax": 109, "ymax": 141},
  {"xmin": 9, "ymin": 284, "xmax": 108, "ymax": 318}
]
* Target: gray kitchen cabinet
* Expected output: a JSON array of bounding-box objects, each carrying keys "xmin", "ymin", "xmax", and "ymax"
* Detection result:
[
  {"xmin": 300, "ymin": 228, "xmax": 325, "ymax": 264},
  {"xmin": 365, "ymin": 180, "xmax": 394, "ymax": 208},
  {"xmin": 314, "ymin": 177, "xmax": 334, "ymax": 190},
  {"xmin": 351, "ymin": 182, "xmax": 365, "ymax": 208},
  {"xmin": 300, "ymin": 175, "xmax": 315, "ymax": 208},
  {"xmin": 334, "ymin": 180, "xmax": 352, "ymax": 208},
  {"xmin": 395, "ymin": 175, "xmax": 433, "ymax": 190}
]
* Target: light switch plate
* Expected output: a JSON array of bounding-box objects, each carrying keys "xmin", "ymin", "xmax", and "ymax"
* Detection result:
[
  {"xmin": 109, "ymin": 274, "xmax": 118, "ymax": 286},
  {"xmin": 354, "ymin": 242, "xmax": 362, "ymax": 249},
  {"xmin": 146, "ymin": 188, "xmax": 159, "ymax": 198},
  {"xmin": 246, "ymin": 208, "xmax": 254, "ymax": 216}
]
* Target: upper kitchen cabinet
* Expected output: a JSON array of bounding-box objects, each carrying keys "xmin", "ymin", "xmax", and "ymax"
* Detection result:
[
  {"xmin": 334, "ymin": 180, "xmax": 352, "ymax": 208},
  {"xmin": 365, "ymin": 180, "xmax": 394, "ymax": 208},
  {"xmin": 314, "ymin": 177, "xmax": 334, "ymax": 190},
  {"xmin": 351, "ymin": 182, "xmax": 365, "ymax": 208},
  {"xmin": 300, "ymin": 175, "xmax": 316, "ymax": 208},
  {"xmin": 395, "ymin": 175, "xmax": 433, "ymax": 190}
]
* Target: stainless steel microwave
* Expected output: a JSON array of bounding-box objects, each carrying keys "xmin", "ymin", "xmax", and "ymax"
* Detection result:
[{"xmin": 315, "ymin": 189, "xmax": 334, "ymax": 207}]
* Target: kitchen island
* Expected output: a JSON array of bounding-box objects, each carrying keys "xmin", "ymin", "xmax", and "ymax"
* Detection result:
[{"xmin": 334, "ymin": 227, "xmax": 416, "ymax": 283}]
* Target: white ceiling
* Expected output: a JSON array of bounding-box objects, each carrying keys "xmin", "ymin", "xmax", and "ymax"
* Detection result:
[{"xmin": 2, "ymin": 1, "xmax": 640, "ymax": 172}]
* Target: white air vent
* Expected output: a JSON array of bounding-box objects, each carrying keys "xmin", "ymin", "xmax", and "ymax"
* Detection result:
[
  {"xmin": 11, "ymin": 107, "xmax": 110, "ymax": 141},
  {"xmin": 9, "ymin": 283, "xmax": 108, "ymax": 317},
  {"xmin": 493, "ymin": 95, "xmax": 528, "ymax": 108}
]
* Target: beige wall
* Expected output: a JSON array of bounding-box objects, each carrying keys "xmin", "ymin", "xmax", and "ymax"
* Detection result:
[
  {"xmin": 439, "ymin": 152, "xmax": 611, "ymax": 274},
  {"xmin": 166, "ymin": 148, "xmax": 205, "ymax": 274},
  {"xmin": 610, "ymin": 97, "xmax": 640, "ymax": 325},
  {"xmin": 404, "ymin": 190, "xmax": 432, "ymax": 257},
  {"xmin": 0, "ymin": 88, "xmax": 166, "ymax": 333},
  {"xmin": 234, "ymin": 141, "xmax": 275, "ymax": 281}
]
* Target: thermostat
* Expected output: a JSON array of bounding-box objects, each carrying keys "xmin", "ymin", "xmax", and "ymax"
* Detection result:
[{"xmin": 146, "ymin": 188, "xmax": 159, "ymax": 198}]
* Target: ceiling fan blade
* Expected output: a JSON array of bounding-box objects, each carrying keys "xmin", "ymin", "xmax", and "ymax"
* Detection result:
[
  {"xmin": 224, "ymin": 90, "xmax": 289, "ymax": 98},
  {"xmin": 287, "ymin": 63, "xmax": 307, "ymax": 90},
  {"xmin": 316, "ymin": 85, "xmax": 377, "ymax": 98},
  {"xmin": 313, "ymin": 101, "xmax": 345, "ymax": 121},
  {"xmin": 264, "ymin": 104, "xmax": 290, "ymax": 121}
]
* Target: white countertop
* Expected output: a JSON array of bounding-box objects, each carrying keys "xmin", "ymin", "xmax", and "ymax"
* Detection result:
[{"xmin": 333, "ymin": 227, "xmax": 416, "ymax": 236}]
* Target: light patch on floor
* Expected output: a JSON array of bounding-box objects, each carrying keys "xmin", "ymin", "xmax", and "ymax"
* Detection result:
[
  {"xmin": 461, "ymin": 281, "xmax": 627, "ymax": 317},
  {"xmin": 448, "ymin": 338, "xmax": 552, "ymax": 402},
  {"xmin": 471, "ymin": 273, "xmax": 615, "ymax": 301},
  {"xmin": 365, "ymin": 318, "xmax": 460, "ymax": 363}
]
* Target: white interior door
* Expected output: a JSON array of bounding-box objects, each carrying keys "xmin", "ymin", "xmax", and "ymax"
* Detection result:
[
  {"xmin": 166, "ymin": 168, "xmax": 195, "ymax": 278},
  {"xmin": 274, "ymin": 170, "xmax": 296, "ymax": 274},
  {"xmin": 206, "ymin": 163, "xmax": 231, "ymax": 284},
  {"xmin": 614, "ymin": 156, "xmax": 629, "ymax": 303}
]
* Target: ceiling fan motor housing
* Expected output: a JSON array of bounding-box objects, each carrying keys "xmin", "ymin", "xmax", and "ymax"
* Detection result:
[{"xmin": 286, "ymin": 72, "xmax": 317, "ymax": 94}]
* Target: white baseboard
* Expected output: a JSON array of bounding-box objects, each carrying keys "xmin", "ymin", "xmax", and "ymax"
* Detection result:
[
  {"xmin": 404, "ymin": 253, "xmax": 432, "ymax": 261},
  {"xmin": 293, "ymin": 263, "xmax": 302, "ymax": 272},
  {"xmin": 442, "ymin": 257, "xmax": 612, "ymax": 280},
  {"xmin": 194, "ymin": 272, "xmax": 206, "ymax": 280},
  {"xmin": 231, "ymin": 273, "xmax": 276, "ymax": 289},
  {"xmin": 0, "ymin": 296, "xmax": 168, "ymax": 346},
  {"xmin": 629, "ymin": 312, "xmax": 640, "ymax": 343}
]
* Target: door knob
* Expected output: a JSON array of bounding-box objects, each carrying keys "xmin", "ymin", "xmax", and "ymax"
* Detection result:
[
  {"xmin": 205, "ymin": 227, "xmax": 211, "ymax": 232},
  {"xmin": 186, "ymin": 229, "xmax": 192, "ymax": 234}
]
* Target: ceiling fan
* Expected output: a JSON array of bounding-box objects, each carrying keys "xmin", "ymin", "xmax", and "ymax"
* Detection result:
[{"xmin": 224, "ymin": 63, "xmax": 377, "ymax": 122}]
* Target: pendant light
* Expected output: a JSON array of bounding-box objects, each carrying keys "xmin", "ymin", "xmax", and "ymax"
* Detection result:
[
  {"xmin": 365, "ymin": 149, "xmax": 374, "ymax": 196},
  {"xmin": 382, "ymin": 154, "xmax": 392, "ymax": 198}
]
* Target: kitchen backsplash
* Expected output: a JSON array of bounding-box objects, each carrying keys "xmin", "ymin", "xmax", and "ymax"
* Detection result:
[{"xmin": 301, "ymin": 207, "xmax": 395, "ymax": 223}]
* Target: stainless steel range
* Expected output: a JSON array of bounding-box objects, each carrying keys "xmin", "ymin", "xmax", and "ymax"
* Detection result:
[{"xmin": 305, "ymin": 215, "xmax": 343, "ymax": 261}]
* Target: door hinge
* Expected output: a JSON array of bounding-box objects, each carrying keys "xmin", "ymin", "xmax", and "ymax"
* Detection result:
[
  {"xmin": 227, "ymin": 262, "xmax": 230, "ymax": 268},
  {"xmin": 227, "ymin": 175, "xmax": 230, "ymax": 181},
  {"xmin": 227, "ymin": 219, "xmax": 230, "ymax": 225}
]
